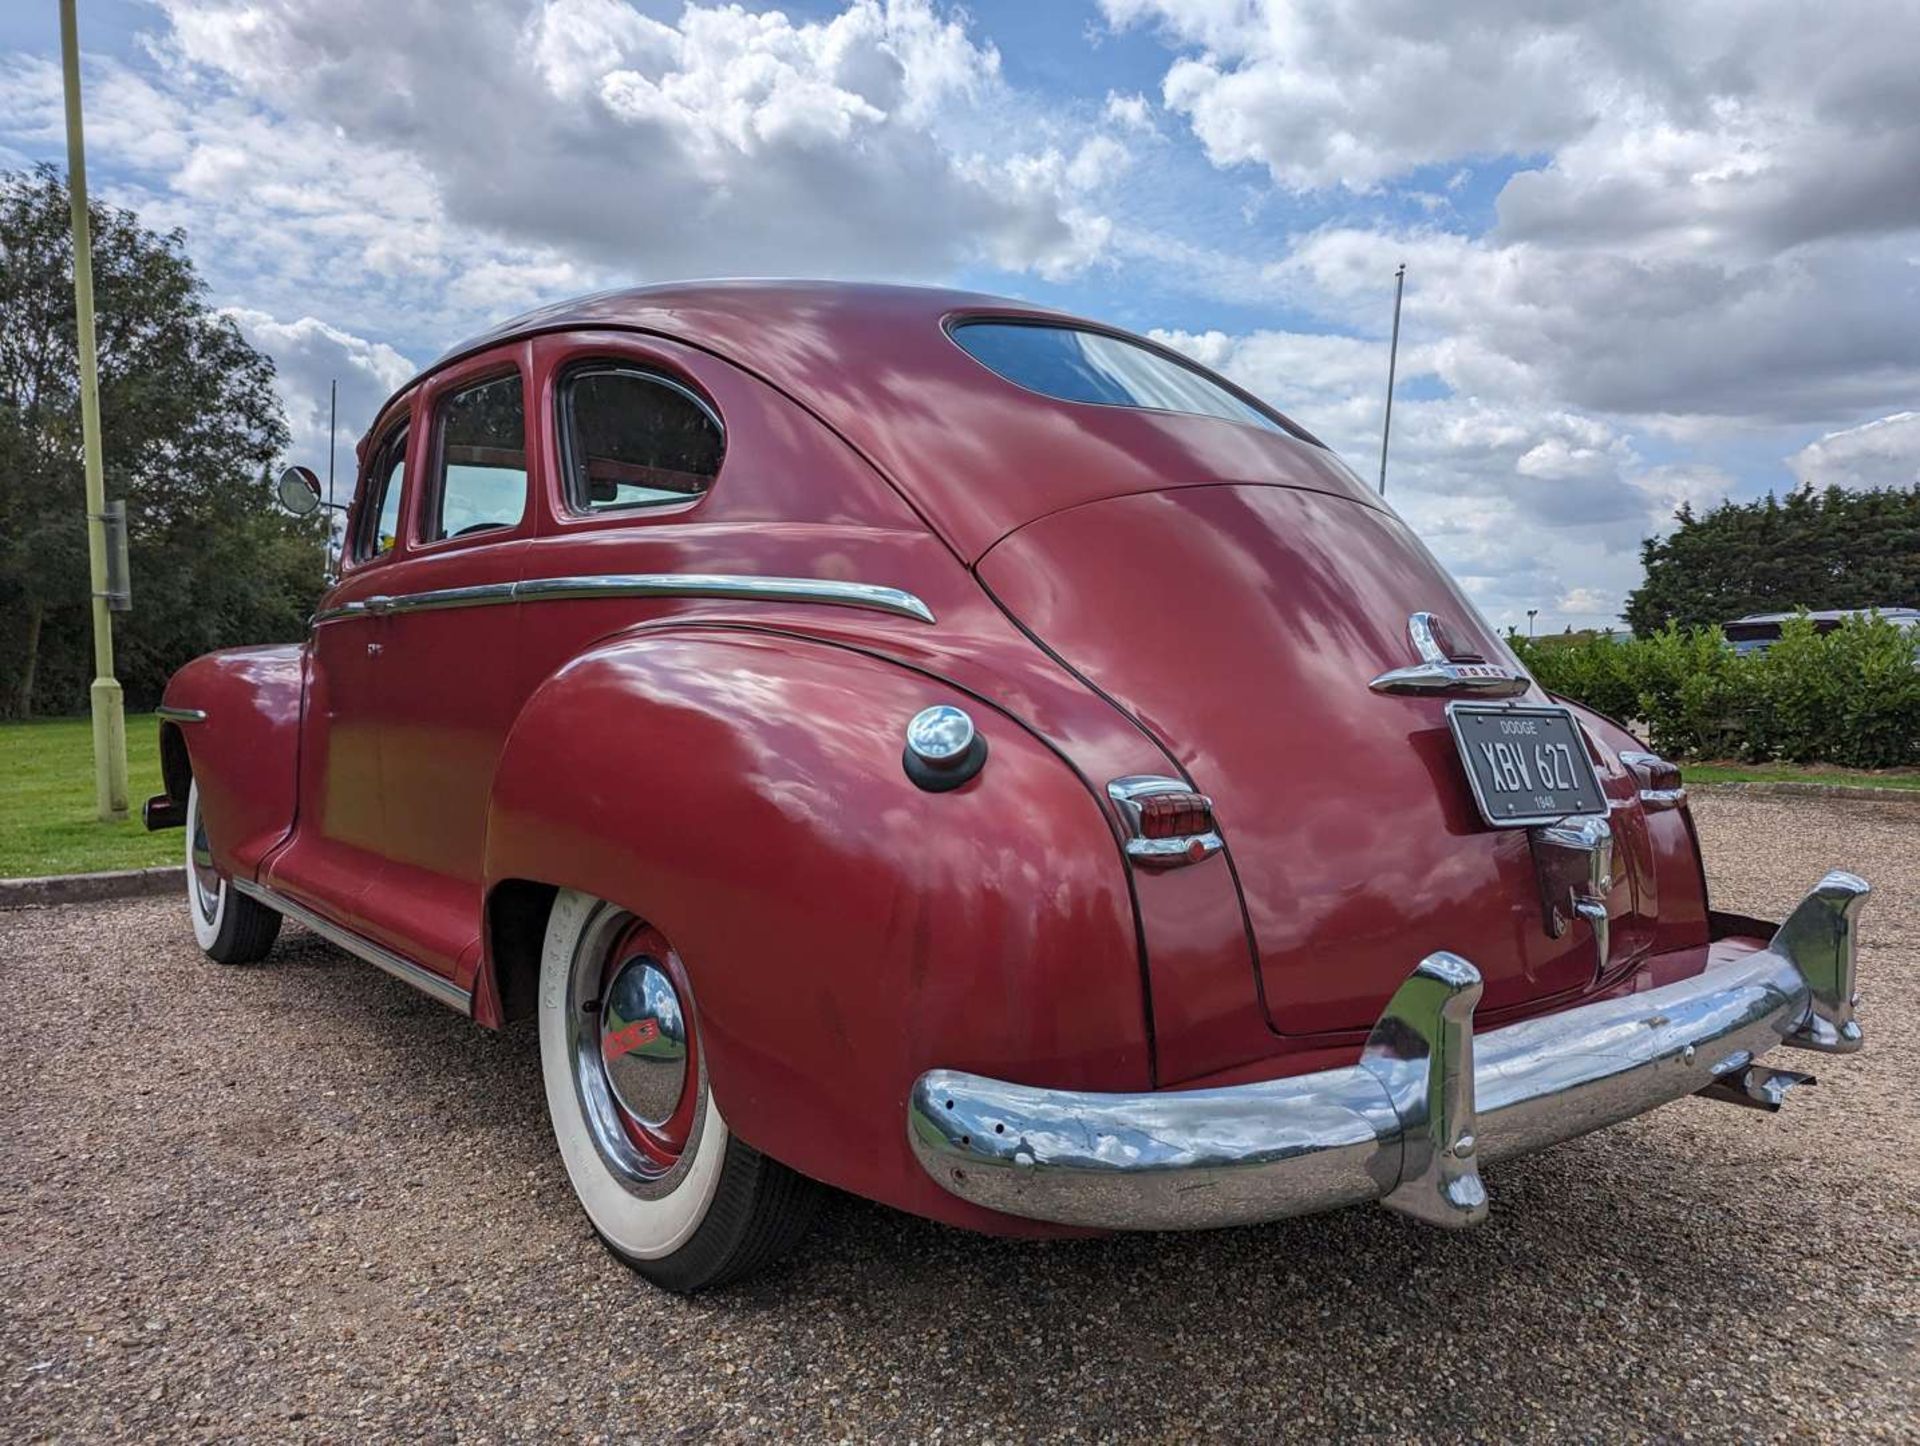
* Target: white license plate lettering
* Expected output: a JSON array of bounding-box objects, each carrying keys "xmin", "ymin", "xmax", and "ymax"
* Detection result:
[
  {"xmin": 1534, "ymin": 741, "xmax": 1577, "ymax": 791},
  {"xmin": 1479, "ymin": 741, "xmax": 1505, "ymax": 791}
]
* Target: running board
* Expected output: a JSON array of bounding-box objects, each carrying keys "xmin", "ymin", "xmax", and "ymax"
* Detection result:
[{"xmin": 232, "ymin": 878, "xmax": 473, "ymax": 1014}]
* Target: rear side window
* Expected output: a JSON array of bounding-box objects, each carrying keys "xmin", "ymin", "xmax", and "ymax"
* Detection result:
[
  {"xmin": 950, "ymin": 321, "xmax": 1283, "ymax": 434},
  {"xmin": 425, "ymin": 373, "xmax": 527, "ymax": 542},
  {"xmin": 356, "ymin": 422, "xmax": 409, "ymax": 560},
  {"xmin": 561, "ymin": 367, "xmax": 724, "ymax": 513}
]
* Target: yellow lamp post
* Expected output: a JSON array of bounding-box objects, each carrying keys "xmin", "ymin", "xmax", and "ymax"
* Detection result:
[{"xmin": 59, "ymin": 0, "xmax": 129, "ymax": 821}]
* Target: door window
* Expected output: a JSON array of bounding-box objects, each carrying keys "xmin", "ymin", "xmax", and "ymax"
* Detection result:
[
  {"xmin": 425, "ymin": 373, "xmax": 528, "ymax": 542},
  {"xmin": 356, "ymin": 421, "xmax": 409, "ymax": 561},
  {"xmin": 560, "ymin": 366, "xmax": 724, "ymax": 513}
]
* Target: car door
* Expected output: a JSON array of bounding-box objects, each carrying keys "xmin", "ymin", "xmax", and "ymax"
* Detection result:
[
  {"xmin": 265, "ymin": 406, "xmax": 414, "ymax": 928},
  {"xmin": 349, "ymin": 345, "xmax": 538, "ymax": 981}
]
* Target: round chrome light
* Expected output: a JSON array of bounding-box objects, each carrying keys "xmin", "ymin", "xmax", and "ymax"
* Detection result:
[
  {"xmin": 906, "ymin": 704, "xmax": 976, "ymax": 765},
  {"xmin": 903, "ymin": 703, "xmax": 987, "ymax": 792}
]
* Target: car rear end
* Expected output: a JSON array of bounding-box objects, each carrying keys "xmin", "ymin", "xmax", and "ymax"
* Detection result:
[{"xmin": 822, "ymin": 308, "xmax": 1873, "ymax": 1232}]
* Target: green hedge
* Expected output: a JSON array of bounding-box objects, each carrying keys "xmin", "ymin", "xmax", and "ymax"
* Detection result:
[{"xmin": 1509, "ymin": 614, "xmax": 1920, "ymax": 768}]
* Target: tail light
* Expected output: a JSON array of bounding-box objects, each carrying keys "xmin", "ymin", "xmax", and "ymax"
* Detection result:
[
  {"xmin": 1108, "ymin": 776, "xmax": 1223, "ymax": 867},
  {"xmin": 1619, "ymin": 750, "xmax": 1686, "ymax": 810}
]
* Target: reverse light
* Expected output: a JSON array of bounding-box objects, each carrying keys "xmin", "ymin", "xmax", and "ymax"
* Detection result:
[
  {"xmin": 1108, "ymin": 776, "xmax": 1223, "ymax": 867},
  {"xmin": 1618, "ymin": 750, "xmax": 1686, "ymax": 810}
]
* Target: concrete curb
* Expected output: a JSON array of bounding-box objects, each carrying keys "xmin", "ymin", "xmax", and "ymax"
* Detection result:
[
  {"xmin": 1690, "ymin": 780, "xmax": 1920, "ymax": 804},
  {"xmin": 0, "ymin": 866, "xmax": 186, "ymax": 910}
]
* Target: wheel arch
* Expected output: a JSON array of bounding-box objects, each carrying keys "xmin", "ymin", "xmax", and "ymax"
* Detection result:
[
  {"xmin": 479, "ymin": 624, "xmax": 1149, "ymax": 1233},
  {"xmin": 158, "ymin": 719, "xmax": 194, "ymax": 803},
  {"xmin": 480, "ymin": 877, "xmax": 560, "ymax": 1027}
]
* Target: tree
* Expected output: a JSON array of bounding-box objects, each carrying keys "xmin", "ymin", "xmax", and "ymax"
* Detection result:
[
  {"xmin": 0, "ymin": 165, "xmax": 322, "ymax": 717},
  {"xmin": 1624, "ymin": 484, "xmax": 1920, "ymax": 634}
]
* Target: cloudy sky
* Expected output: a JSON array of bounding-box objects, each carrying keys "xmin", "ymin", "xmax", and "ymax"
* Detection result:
[{"xmin": 4, "ymin": 0, "xmax": 1917, "ymax": 630}]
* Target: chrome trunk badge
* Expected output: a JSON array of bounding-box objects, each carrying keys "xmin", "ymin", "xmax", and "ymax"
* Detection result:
[{"xmin": 1369, "ymin": 611, "xmax": 1530, "ymax": 698}]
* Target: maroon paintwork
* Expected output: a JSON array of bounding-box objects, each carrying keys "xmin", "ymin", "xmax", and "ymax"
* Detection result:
[{"xmin": 159, "ymin": 281, "xmax": 1713, "ymax": 1236}]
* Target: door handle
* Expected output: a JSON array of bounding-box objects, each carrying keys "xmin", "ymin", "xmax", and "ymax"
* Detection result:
[{"xmin": 367, "ymin": 641, "xmax": 383, "ymax": 658}]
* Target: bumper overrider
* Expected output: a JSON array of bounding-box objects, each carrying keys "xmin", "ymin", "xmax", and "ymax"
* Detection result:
[{"xmin": 908, "ymin": 871, "xmax": 1868, "ymax": 1231}]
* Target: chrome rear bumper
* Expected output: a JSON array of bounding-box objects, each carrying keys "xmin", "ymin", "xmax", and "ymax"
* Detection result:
[{"xmin": 908, "ymin": 870, "xmax": 1867, "ymax": 1231}]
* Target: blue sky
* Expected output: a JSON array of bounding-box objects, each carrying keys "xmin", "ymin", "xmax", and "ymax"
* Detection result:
[{"xmin": 4, "ymin": 0, "xmax": 1916, "ymax": 630}]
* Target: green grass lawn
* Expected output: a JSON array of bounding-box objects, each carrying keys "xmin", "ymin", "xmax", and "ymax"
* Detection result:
[
  {"xmin": 1684, "ymin": 761, "xmax": 1920, "ymax": 791},
  {"xmin": 0, "ymin": 713, "xmax": 181, "ymax": 878}
]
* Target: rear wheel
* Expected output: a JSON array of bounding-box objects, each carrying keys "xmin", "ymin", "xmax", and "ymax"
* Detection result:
[
  {"xmin": 185, "ymin": 780, "xmax": 281, "ymax": 964},
  {"xmin": 537, "ymin": 889, "xmax": 821, "ymax": 1293}
]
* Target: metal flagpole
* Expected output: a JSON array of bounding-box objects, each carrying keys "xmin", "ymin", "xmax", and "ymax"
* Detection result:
[
  {"xmin": 327, "ymin": 377, "xmax": 338, "ymax": 579},
  {"xmin": 1378, "ymin": 262, "xmax": 1406, "ymax": 497},
  {"xmin": 60, "ymin": 0, "xmax": 128, "ymax": 821}
]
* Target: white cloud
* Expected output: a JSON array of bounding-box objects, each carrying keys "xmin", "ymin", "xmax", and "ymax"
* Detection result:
[
  {"xmin": 1788, "ymin": 412, "xmax": 1920, "ymax": 490},
  {"xmin": 1102, "ymin": 91, "xmax": 1154, "ymax": 132},
  {"xmin": 1152, "ymin": 325, "xmax": 1740, "ymax": 629},
  {"xmin": 1101, "ymin": 0, "xmax": 1920, "ymax": 245},
  {"xmin": 142, "ymin": 0, "xmax": 1116, "ymax": 288},
  {"xmin": 1108, "ymin": 2, "xmax": 1920, "ymax": 443},
  {"xmin": 222, "ymin": 309, "xmax": 418, "ymax": 480}
]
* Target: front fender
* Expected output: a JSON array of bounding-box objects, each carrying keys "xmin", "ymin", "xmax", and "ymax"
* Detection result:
[
  {"xmin": 484, "ymin": 627, "xmax": 1147, "ymax": 1233},
  {"xmin": 159, "ymin": 644, "xmax": 306, "ymax": 878}
]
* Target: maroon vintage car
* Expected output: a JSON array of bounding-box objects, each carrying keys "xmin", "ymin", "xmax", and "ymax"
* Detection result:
[{"xmin": 148, "ymin": 281, "xmax": 1869, "ymax": 1292}]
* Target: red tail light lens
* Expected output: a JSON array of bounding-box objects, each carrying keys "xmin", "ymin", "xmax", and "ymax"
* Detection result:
[
  {"xmin": 1137, "ymin": 791, "xmax": 1217, "ymax": 839},
  {"xmin": 1107, "ymin": 776, "xmax": 1224, "ymax": 868}
]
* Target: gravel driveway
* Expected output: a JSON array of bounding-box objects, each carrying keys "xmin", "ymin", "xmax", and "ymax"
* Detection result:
[{"xmin": 3, "ymin": 792, "xmax": 1914, "ymax": 1442}]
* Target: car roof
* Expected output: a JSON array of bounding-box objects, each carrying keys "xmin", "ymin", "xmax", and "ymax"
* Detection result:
[
  {"xmin": 1729, "ymin": 608, "xmax": 1920, "ymax": 624},
  {"xmin": 409, "ymin": 280, "xmax": 1367, "ymax": 562}
]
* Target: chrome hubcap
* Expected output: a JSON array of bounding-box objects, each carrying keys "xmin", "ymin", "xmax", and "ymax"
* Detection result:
[
  {"xmin": 599, "ymin": 957, "xmax": 688, "ymax": 1128},
  {"xmin": 565, "ymin": 908, "xmax": 705, "ymax": 1195}
]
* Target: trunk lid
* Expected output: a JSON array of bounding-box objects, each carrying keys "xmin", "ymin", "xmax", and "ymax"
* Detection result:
[{"xmin": 977, "ymin": 483, "xmax": 1638, "ymax": 1037}]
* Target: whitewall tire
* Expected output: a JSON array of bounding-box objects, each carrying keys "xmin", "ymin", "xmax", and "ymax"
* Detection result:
[
  {"xmin": 537, "ymin": 888, "xmax": 821, "ymax": 1293},
  {"xmin": 184, "ymin": 780, "xmax": 281, "ymax": 964}
]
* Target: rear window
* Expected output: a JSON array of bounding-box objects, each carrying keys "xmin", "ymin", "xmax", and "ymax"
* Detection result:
[
  {"xmin": 560, "ymin": 366, "xmax": 724, "ymax": 513},
  {"xmin": 950, "ymin": 321, "xmax": 1283, "ymax": 433}
]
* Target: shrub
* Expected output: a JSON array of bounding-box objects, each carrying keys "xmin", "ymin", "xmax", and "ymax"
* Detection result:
[
  {"xmin": 1511, "ymin": 613, "xmax": 1919, "ymax": 769},
  {"xmin": 1511, "ymin": 632, "xmax": 1640, "ymax": 724}
]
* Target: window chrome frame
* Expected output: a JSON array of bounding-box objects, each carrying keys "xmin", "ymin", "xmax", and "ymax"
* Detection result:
[
  {"xmin": 353, "ymin": 418, "xmax": 411, "ymax": 564},
  {"xmin": 417, "ymin": 365, "xmax": 531, "ymax": 549},
  {"xmin": 556, "ymin": 361, "xmax": 726, "ymax": 519}
]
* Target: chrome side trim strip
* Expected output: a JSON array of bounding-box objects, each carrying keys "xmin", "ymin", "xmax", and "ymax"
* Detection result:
[
  {"xmin": 908, "ymin": 869, "xmax": 1869, "ymax": 1232},
  {"xmin": 313, "ymin": 574, "xmax": 935, "ymax": 626},
  {"xmin": 155, "ymin": 705, "xmax": 207, "ymax": 723},
  {"xmin": 515, "ymin": 573, "xmax": 935, "ymax": 623},
  {"xmin": 232, "ymin": 879, "xmax": 473, "ymax": 1013}
]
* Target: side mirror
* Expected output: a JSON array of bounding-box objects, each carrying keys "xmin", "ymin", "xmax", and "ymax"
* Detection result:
[{"xmin": 277, "ymin": 465, "xmax": 325, "ymax": 517}]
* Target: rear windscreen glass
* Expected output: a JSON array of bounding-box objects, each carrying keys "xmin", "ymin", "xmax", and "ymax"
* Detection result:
[{"xmin": 950, "ymin": 321, "xmax": 1284, "ymax": 433}]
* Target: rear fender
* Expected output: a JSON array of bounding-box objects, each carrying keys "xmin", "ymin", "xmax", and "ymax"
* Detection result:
[
  {"xmin": 1567, "ymin": 701, "xmax": 1710, "ymax": 953},
  {"xmin": 483, "ymin": 628, "xmax": 1147, "ymax": 1232},
  {"xmin": 158, "ymin": 644, "xmax": 306, "ymax": 878}
]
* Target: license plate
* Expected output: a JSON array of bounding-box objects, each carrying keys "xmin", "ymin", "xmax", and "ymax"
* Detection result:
[{"xmin": 1446, "ymin": 703, "xmax": 1608, "ymax": 827}]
